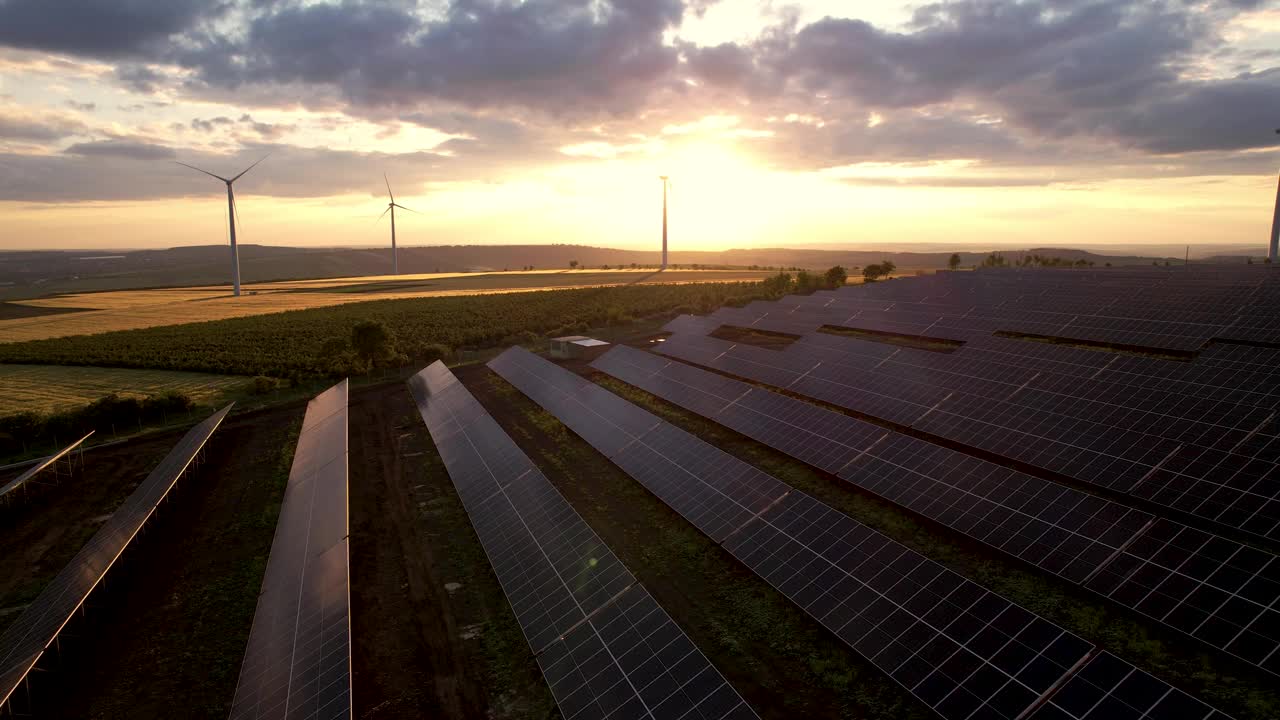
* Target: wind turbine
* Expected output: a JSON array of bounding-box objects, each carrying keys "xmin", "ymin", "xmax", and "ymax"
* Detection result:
[
  {"xmin": 659, "ymin": 175, "xmax": 670, "ymax": 270},
  {"xmin": 1270, "ymin": 128, "xmax": 1279, "ymax": 263},
  {"xmin": 377, "ymin": 174, "xmax": 418, "ymax": 275},
  {"xmin": 175, "ymin": 155, "xmax": 269, "ymax": 297}
]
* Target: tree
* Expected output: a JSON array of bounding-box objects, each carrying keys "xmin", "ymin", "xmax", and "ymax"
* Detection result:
[
  {"xmin": 948, "ymin": 253, "xmax": 961, "ymax": 270},
  {"xmin": 351, "ymin": 320, "xmax": 398, "ymax": 370},
  {"xmin": 569, "ymin": 260, "xmax": 579, "ymax": 269},
  {"xmin": 795, "ymin": 270, "xmax": 819, "ymax": 293},
  {"xmin": 981, "ymin": 252, "xmax": 1006, "ymax": 268},
  {"xmin": 863, "ymin": 263, "xmax": 886, "ymax": 282},
  {"xmin": 824, "ymin": 266, "xmax": 848, "ymax": 288}
]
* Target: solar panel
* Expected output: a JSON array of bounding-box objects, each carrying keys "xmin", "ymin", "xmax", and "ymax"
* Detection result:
[
  {"xmin": 228, "ymin": 382, "xmax": 350, "ymax": 720},
  {"xmin": 658, "ymin": 331, "xmax": 1280, "ymax": 541},
  {"xmin": 0, "ymin": 405, "xmax": 232, "ymax": 707},
  {"xmin": 493, "ymin": 347, "xmax": 1234, "ymax": 719},
  {"xmin": 0, "ymin": 431, "xmax": 93, "ymax": 502},
  {"xmin": 593, "ymin": 345, "xmax": 1280, "ymax": 678},
  {"xmin": 409, "ymin": 361, "xmax": 758, "ymax": 720}
]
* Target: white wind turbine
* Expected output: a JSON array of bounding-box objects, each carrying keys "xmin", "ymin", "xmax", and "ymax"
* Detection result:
[
  {"xmin": 377, "ymin": 174, "xmax": 418, "ymax": 275},
  {"xmin": 175, "ymin": 155, "xmax": 269, "ymax": 297}
]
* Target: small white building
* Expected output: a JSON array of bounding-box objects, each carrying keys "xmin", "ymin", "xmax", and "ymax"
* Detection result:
[{"xmin": 550, "ymin": 335, "xmax": 610, "ymax": 359}]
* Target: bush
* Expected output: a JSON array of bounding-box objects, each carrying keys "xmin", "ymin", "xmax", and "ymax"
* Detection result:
[
  {"xmin": 250, "ymin": 376, "xmax": 282, "ymax": 395},
  {"xmin": 0, "ymin": 389, "xmax": 197, "ymax": 459},
  {"xmin": 407, "ymin": 342, "xmax": 451, "ymax": 366}
]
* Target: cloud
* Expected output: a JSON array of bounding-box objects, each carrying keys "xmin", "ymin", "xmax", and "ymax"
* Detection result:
[
  {"xmin": 65, "ymin": 100, "xmax": 96, "ymax": 112},
  {"xmin": 172, "ymin": 0, "xmax": 694, "ymax": 117},
  {"xmin": 65, "ymin": 140, "xmax": 177, "ymax": 160},
  {"xmin": 191, "ymin": 116, "xmax": 235, "ymax": 133},
  {"xmin": 114, "ymin": 63, "xmax": 166, "ymax": 93},
  {"xmin": 0, "ymin": 107, "xmax": 86, "ymax": 142},
  {"xmin": 742, "ymin": 0, "xmax": 1280, "ymax": 157},
  {"xmin": 0, "ymin": 0, "xmax": 1276, "ymax": 204},
  {"xmin": 0, "ymin": 0, "xmax": 223, "ymax": 58}
]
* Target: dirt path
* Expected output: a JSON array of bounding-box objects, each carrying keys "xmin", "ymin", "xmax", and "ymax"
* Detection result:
[{"xmin": 348, "ymin": 383, "xmax": 490, "ymax": 718}]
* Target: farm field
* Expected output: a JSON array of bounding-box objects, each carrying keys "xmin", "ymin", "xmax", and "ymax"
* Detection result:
[
  {"xmin": 0, "ymin": 268, "xmax": 773, "ymax": 343},
  {"xmin": 0, "ymin": 279, "xmax": 777, "ymax": 378},
  {"xmin": 0, "ymin": 365, "xmax": 249, "ymax": 415}
]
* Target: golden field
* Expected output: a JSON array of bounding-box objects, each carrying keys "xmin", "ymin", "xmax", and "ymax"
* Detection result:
[{"xmin": 0, "ymin": 365, "xmax": 249, "ymax": 415}]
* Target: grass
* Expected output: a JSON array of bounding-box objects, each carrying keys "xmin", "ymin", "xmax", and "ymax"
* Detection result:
[
  {"xmin": 0, "ymin": 269, "xmax": 772, "ymax": 343},
  {"xmin": 480, "ymin": 372, "xmax": 929, "ymax": 719},
  {"xmin": 592, "ymin": 374, "xmax": 1276, "ymax": 720},
  {"xmin": 817, "ymin": 324, "xmax": 965, "ymax": 352},
  {"xmin": 991, "ymin": 330, "xmax": 1194, "ymax": 361},
  {"xmin": 0, "ymin": 364, "xmax": 251, "ymax": 415}
]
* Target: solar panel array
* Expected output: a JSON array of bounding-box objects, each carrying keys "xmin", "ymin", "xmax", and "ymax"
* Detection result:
[
  {"xmin": 408, "ymin": 361, "xmax": 758, "ymax": 720},
  {"xmin": 592, "ymin": 345, "xmax": 1280, "ymax": 677},
  {"xmin": 0, "ymin": 431, "xmax": 93, "ymax": 502},
  {"xmin": 489, "ymin": 346, "xmax": 1232, "ymax": 720},
  {"xmin": 229, "ymin": 382, "xmax": 351, "ymax": 720},
  {"xmin": 653, "ymin": 304, "xmax": 1280, "ymax": 541},
  {"xmin": 0, "ymin": 405, "xmax": 232, "ymax": 706}
]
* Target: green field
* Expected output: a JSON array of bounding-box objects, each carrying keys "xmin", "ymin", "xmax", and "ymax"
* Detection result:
[{"xmin": 0, "ymin": 365, "xmax": 249, "ymax": 415}]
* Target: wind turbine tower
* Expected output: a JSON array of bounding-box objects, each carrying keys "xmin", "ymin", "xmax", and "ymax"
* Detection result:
[
  {"xmin": 176, "ymin": 155, "xmax": 268, "ymax": 297},
  {"xmin": 1271, "ymin": 129, "xmax": 1280, "ymax": 263},
  {"xmin": 378, "ymin": 174, "xmax": 418, "ymax": 275},
  {"xmin": 660, "ymin": 175, "xmax": 670, "ymax": 270}
]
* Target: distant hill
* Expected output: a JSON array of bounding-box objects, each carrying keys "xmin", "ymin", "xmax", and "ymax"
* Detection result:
[{"xmin": 0, "ymin": 244, "xmax": 1178, "ymax": 300}]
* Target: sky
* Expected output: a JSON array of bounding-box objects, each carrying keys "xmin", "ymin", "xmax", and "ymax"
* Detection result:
[{"xmin": 0, "ymin": 0, "xmax": 1278, "ymax": 252}]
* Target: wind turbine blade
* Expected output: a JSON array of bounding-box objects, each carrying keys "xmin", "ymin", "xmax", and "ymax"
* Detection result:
[
  {"xmin": 175, "ymin": 161, "xmax": 228, "ymax": 183},
  {"xmin": 230, "ymin": 153, "xmax": 270, "ymax": 183},
  {"xmin": 384, "ymin": 173, "xmax": 394, "ymax": 203},
  {"xmin": 376, "ymin": 205, "xmax": 391, "ymax": 224},
  {"xmin": 391, "ymin": 202, "xmax": 419, "ymax": 214},
  {"xmin": 232, "ymin": 192, "xmax": 246, "ymax": 238}
]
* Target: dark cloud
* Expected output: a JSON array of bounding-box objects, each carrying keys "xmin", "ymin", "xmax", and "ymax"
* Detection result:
[
  {"xmin": 65, "ymin": 100, "xmax": 96, "ymax": 112},
  {"xmin": 65, "ymin": 140, "xmax": 177, "ymax": 160},
  {"xmin": 0, "ymin": 110, "xmax": 85, "ymax": 141},
  {"xmin": 0, "ymin": 0, "xmax": 224, "ymax": 58},
  {"xmin": 191, "ymin": 116, "xmax": 235, "ymax": 133},
  {"xmin": 742, "ymin": 0, "xmax": 1280, "ymax": 158},
  {"xmin": 175, "ymin": 0, "xmax": 693, "ymax": 116},
  {"xmin": 114, "ymin": 63, "xmax": 166, "ymax": 93}
]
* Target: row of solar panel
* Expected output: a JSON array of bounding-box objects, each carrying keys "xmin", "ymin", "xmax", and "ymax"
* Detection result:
[
  {"xmin": 0, "ymin": 431, "xmax": 94, "ymax": 503},
  {"xmin": 824, "ymin": 271, "xmax": 1280, "ymax": 348},
  {"xmin": 654, "ymin": 331, "xmax": 1280, "ymax": 542},
  {"xmin": 669, "ymin": 302, "xmax": 1280, "ymax": 409},
  {"xmin": 0, "ymin": 406, "xmax": 233, "ymax": 708},
  {"xmin": 229, "ymin": 381, "xmax": 352, "ymax": 720},
  {"xmin": 488, "ymin": 346, "xmax": 1233, "ymax": 720},
  {"xmin": 591, "ymin": 345, "xmax": 1280, "ymax": 677},
  {"xmin": 409, "ymin": 361, "xmax": 758, "ymax": 720}
]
